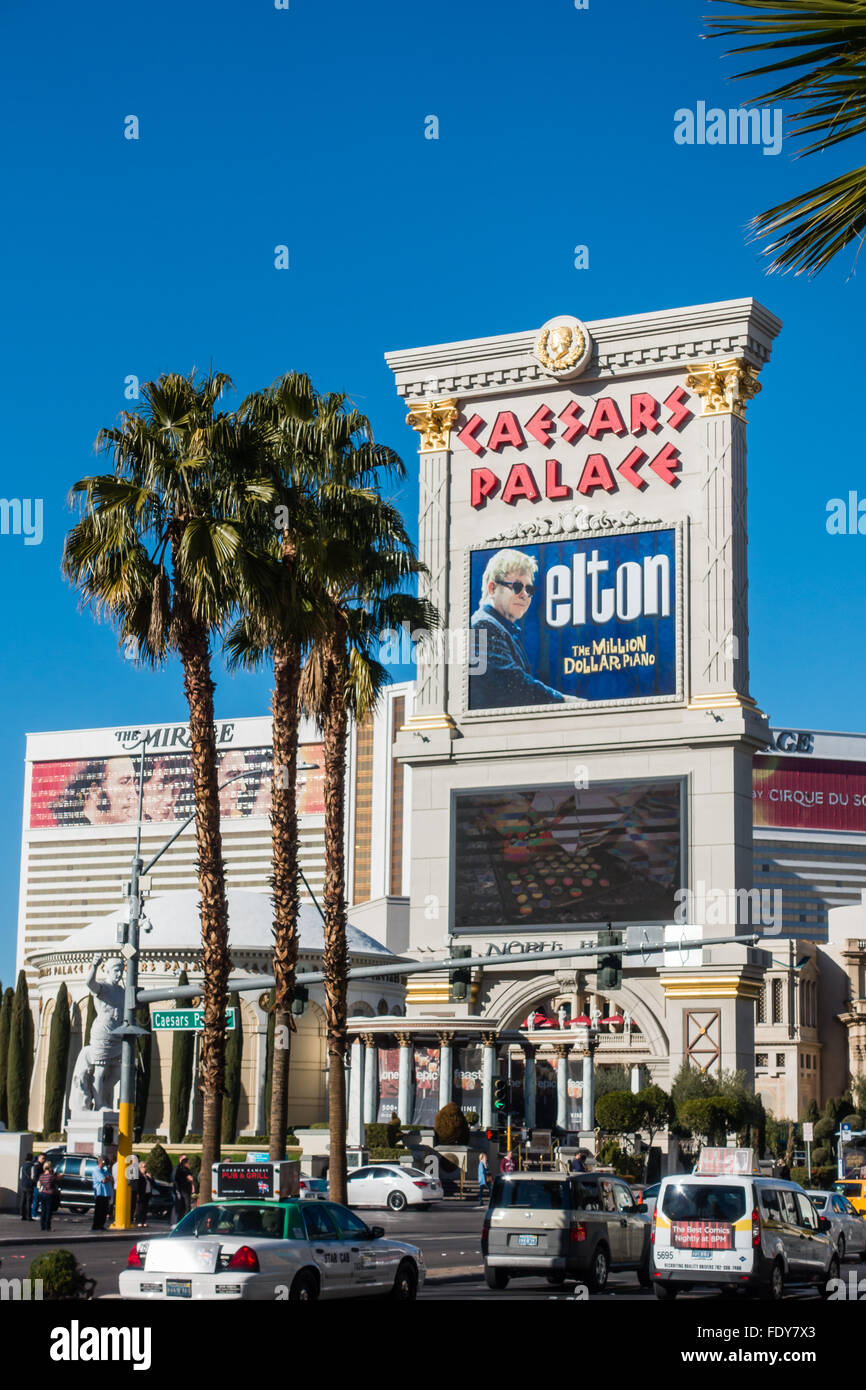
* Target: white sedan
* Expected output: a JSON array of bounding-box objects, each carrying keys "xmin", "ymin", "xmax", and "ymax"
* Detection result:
[
  {"xmin": 118, "ymin": 1199, "xmax": 424, "ymax": 1301},
  {"xmin": 806, "ymin": 1190, "xmax": 866, "ymax": 1261},
  {"xmin": 346, "ymin": 1164, "xmax": 443, "ymax": 1211}
]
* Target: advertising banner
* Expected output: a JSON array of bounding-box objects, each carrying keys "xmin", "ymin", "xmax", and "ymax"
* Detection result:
[
  {"xmin": 535, "ymin": 1059, "xmax": 556, "ymax": 1128},
  {"xmin": 412, "ymin": 1047, "xmax": 440, "ymax": 1126},
  {"xmin": 377, "ymin": 1048, "xmax": 401, "ymax": 1122},
  {"xmin": 452, "ymin": 1045, "xmax": 483, "ymax": 1116},
  {"xmin": 453, "ymin": 778, "xmax": 682, "ymax": 929},
  {"xmin": 468, "ymin": 528, "xmax": 677, "ymax": 711},
  {"xmin": 29, "ymin": 744, "xmax": 325, "ymax": 829},
  {"xmin": 753, "ymin": 758, "xmax": 866, "ymax": 834},
  {"xmin": 567, "ymin": 1056, "xmax": 583, "ymax": 1130}
]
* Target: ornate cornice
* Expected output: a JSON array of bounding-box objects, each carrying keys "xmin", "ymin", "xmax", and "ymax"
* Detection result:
[
  {"xmin": 386, "ymin": 299, "xmax": 781, "ymax": 400},
  {"xmin": 685, "ymin": 357, "xmax": 762, "ymax": 420},
  {"xmin": 405, "ymin": 398, "xmax": 459, "ymax": 453},
  {"xmin": 481, "ymin": 507, "xmax": 663, "ymax": 546}
]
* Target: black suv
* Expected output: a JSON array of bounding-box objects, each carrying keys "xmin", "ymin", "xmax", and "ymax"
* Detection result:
[
  {"xmin": 482, "ymin": 1171, "xmax": 651, "ymax": 1292},
  {"xmin": 53, "ymin": 1155, "xmax": 173, "ymax": 1218}
]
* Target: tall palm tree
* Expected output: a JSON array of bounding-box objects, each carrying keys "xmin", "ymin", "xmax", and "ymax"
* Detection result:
[
  {"xmin": 298, "ymin": 400, "xmax": 437, "ymax": 1205},
  {"xmin": 708, "ymin": 1, "xmax": 866, "ymax": 274},
  {"xmin": 63, "ymin": 369, "xmax": 274, "ymax": 1200}
]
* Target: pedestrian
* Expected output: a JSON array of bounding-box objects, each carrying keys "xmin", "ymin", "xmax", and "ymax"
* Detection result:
[
  {"xmin": 172, "ymin": 1154, "xmax": 195, "ymax": 1220},
  {"xmin": 37, "ymin": 1162, "xmax": 58, "ymax": 1231},
  {"xmin": 477, "ymin": 1150, "xmax": 489, "ymax": 1204},
  {"xmin": 570, "ymin": 1150, "xmax": 588, "ymax": 1173},
  {"xmin": 92, "ymin": 1156, "xmax": 114, "ymax": 1230},
  {"xmin": 500, "ymin": 1149, "xmax": 515, "ymax": 1174},
  {"xmin": 30, "ymin": 1153, "xmax": 45, "ymax": 1219},
  {"xmin": 135, "ymin": 1163, "xmax": 152, "ymax": 1228},
  {"xmin": 18, "ymin": 1152, "xmax": 36, "ymax": 1220}
]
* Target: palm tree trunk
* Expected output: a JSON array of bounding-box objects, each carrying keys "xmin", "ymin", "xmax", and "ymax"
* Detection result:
[
  {"xmin": 174, "ymin": 574, "xmax": 230, "ymax": 1204},
  {"xmin": 321, "ymin": 628, "xmax": 350, "ymax": 1205},
  {"xmin": 269, "ymin": 640, "xmax": 302, "ymax": 1159}
]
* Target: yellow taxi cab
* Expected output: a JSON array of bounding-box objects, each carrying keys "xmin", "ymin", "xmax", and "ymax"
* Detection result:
[{"xmin": 833, "ymin": 1178, "xmax": 866, "ymax": 1217}]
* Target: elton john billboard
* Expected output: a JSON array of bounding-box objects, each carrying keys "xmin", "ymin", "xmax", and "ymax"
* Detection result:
[
  {"xmin": 466, "ymin": 526, "xmax": 679, "ymax": 712},
  {"xmin": 452, "ymin": 778, "xmax": 683, "ymax": 930}
]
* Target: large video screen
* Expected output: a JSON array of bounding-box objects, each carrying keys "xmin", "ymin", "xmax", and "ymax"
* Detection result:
[
  {"xmin": 452, "ymin": 779, "xmax": 683, "ymax": 929},
  {"xmin": 468, "ymin": 528, "xmax": 677, "ymax": 711},
  {"xmin": 29, "ymin": 745, "xmax": 325, "ymax": 829}
]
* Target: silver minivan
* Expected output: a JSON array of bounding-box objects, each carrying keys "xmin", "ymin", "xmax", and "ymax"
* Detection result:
[{"xmin": 651, "ymin": 1173, "xmax": 838, "ymax": 1300}]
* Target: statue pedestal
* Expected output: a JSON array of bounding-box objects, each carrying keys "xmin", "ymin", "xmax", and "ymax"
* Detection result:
[{"xmin": 67, "ymin": 1109, "xmax": 119, "ymax": 1161}]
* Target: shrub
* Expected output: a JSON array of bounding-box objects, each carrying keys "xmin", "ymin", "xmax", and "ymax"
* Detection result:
[
  {"xmin": 29, "ymin": 1249, "xmax": 94, "ymax": 1300},
  {"xmin": 464, "ymin": 1111, "xmax": 479, "ymax": 1126},
  {"xmin": 43, "ymin": 984, "xmax": 71, "ymax": 1136},
  {"xmin": 363, "ymin": 1124, "xmax": 390, "ymax": 1148},
  {"xmin": 811, "ymin": 1146, "xmax": 832, "ymax": 1167},
  {"xmin": 308, "ymin": 1122, "xmax": 330, "ymax": 1130},
  {"xmin": 433, "ymin": 1102, "xmax": 470, "ymax": 1146},
  {"xmin": 791, "ymin": 1165, "xmax": 836, "ymax": 1190},
  {"xmin": 368, "ymin": 1148, "xmax": 406, "ymax": 1161},
  {"xmin": 385, "ymin": 1114, "xmax": 403, "ymax": 1148},
  {"xmin": 146, "ymin": 1142, "xmax": 172, "ymax": 1183},
  {"xmin": 841, "ymin": 1113, "xmax": 865, "ymax": 1132}
]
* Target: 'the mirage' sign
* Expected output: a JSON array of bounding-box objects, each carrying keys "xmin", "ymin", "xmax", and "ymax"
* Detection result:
[{"xmin": 467, "ymin": 526, "xmax": 678, "ymax": 711}]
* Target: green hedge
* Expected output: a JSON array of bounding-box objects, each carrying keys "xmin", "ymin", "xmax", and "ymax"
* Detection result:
[
  {"xmin": 368, "ymin": 1148, "xmax": 407, "ymax": 1161},
  {"xmin": 29, "ymin": 1249, "xmax": 94, "ymax": 1300},
  {"xmin": 791, "ymin": 1166, "xmax": 836, "ymax": 1190}
]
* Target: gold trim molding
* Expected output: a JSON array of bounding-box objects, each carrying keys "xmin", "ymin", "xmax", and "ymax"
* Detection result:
[
  {"xmin": 406, "ymin": 398, "xmax": 459, "ymax": 453},
  {"xmin": 688, "ymin": 691, "xmax": 758, "ymax": 711},
  {"xmin": 399, "ymin": 712, "xmax": 458, "ymax": 733},
  {"xmin": 661, "ymin": 974, "xmax": 763, "ymax": 1001},
  {"xmin": 685, "ymin": 358, "xmax": 761, "ymax": 420}
]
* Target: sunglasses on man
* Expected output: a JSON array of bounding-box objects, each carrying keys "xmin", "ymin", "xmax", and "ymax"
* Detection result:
[{"xmin": 496, "ymin": 579, "xmax": 536, "ymax": 597}]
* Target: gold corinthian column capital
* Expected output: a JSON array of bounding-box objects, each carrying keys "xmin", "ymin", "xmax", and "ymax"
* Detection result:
[
  {"xmin": 684, "ymin": 358, "xmax": 762, "ymax": 420},
  {"xmin": 405, "ymin": 398, "xmax": 459, "ymax": 453}
]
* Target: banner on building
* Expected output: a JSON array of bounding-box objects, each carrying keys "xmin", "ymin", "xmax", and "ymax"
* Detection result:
[
  {"xmin": 753, "ymin": 758, "xmax": 866, "ymax": 834},
  {"xmin": 467, "ymin": 528, "xmax": 678, "ymax": 712},
  {"xmin": 567, "ymin": 1056, "xmax": 583, "ymax": 1130},
  {"xmin": 412, "ymin": 1047, "xmax": 440, "ymax": 1126},
  {"xmin": 29, "ymin": 744, "xmax": 325, "ymax": 829},
  {"xmin": 452, "ymin": 1045, "xmax": 483, "ymax": 1116},
  {"xmin": 377, "ymin": 1048, "xmax": 401, "ymax": 1122}
]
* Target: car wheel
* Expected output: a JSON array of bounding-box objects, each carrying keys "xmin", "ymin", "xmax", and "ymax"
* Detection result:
[
  {"xmin": 637, "ymin": 1258, "xmax": 652, "ymax": 1289},
  {"xmin": 837, "ymin": 1236, "xmax": 846, "ymax": 1262},
  {"xmin": 389, "ymin": 1260, "xmax": 418, "ymax": 1301},
  {"xmin": 820, "ymin": 1254, "xmax": 840, "ymax": 1299},
  {"xmin": 546, "ymin": 1272, "xmax": 567, "ymax": 1286},
  {"xmin": 288, "ymin": 1271, "xmax": 319, "ymax": 1303},
  {"xmin": 485, "ymin": 1267, "xmax": 509, "ymax": 1290},
  {"xmin": 588, "ymin": 1245, "xmax": 609, "ymax": 1293},
  {"xmin": 387, "ymin": 1190, "xmax": 407, "ymax": 1212},
  {"xmin": 760, "ymin": 1261, "xmax": 784, "ymax": 1302},
  {"xmin": 654, "ymin": 1281, "xmax": 678, "ymax": 1301}
]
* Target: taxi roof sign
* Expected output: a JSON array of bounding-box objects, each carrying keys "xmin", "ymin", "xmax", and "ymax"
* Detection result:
[{"xmin": 696, "ymin": 1147, "xmax": 757, "ymax": 1175}]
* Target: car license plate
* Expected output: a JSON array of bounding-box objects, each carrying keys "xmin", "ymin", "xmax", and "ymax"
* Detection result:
[
  {"xmin": 691, "ymin": 1249, "xmax": 713, "ymax": 1259},
  {"xmin": 518, "ymin": 1234, "xmax": 538, "ymax": 1246},
  {"xmin": 166, "ymin": 1279, "xmax": 192, "ymax": 1298}
]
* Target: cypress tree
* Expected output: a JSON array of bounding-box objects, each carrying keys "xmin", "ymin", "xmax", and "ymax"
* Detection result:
[
  {"xmin": 263, "ymin": 988, "xmax": 276, "ymax": 1128},
  {"xmin": 169, "ymin": 972, "xmax": 194, "ymax": 1144},
  {"xmin": 42, "ymin": 984, "xmax": 71, "ymax": 1135},
  {"xmin": 221, "ymin": 994, "xmax": 243, "ymax": 1144},
  {"xmin": 134, "ymin": 1004, "xmax": 152, "ymax": 1135},
  {"xmin": 0, "ymin": 986, "xmax": 14, "ymax": 1127},
  {"xmin": 84, "ymin": 994, "xmax": 96, "ymax": 1046},
  {"xmin": 7, "ymin": 971, "xmax": 35, "ymax": 1131}
]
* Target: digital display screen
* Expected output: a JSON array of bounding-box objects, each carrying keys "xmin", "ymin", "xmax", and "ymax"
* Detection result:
[{"xmin": 452, "ymin": 779, "xmax": 683, "ymax": 929}]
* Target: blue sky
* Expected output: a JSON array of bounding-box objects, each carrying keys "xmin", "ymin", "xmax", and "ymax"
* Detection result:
[{"xmin": 1, "ymin": 0, "xmax": 863, "ymax": 986}]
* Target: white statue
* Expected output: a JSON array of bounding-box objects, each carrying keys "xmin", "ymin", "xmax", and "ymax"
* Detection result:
[{"xmin": 69, "ymin": 955, "xmax": 125, "ymax": 1113}]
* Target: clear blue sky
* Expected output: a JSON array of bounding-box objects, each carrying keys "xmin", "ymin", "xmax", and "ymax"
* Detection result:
[{"xmin": 1, "ymin": 0, "xmax": 863, "ymax": 987}]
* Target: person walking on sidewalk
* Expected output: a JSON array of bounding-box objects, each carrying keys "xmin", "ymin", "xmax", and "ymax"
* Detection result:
[
  {"xmin": 172, "ymin": 1154, "xmax": 195, "ymax": 1220},
  {"xmin": 37, "ymin": 1163, "xmax": 58, "ymax": 1231},
  {"xmin": 92, "ymin": 1156, "xmax": 114, "ymax": 1230},
  {"xmin": 134, "ymin": 1163, "xmax": 153, "ymax": 1228},
  {"xmin": 477, "ymin": 1150, "xmax": 489, "ymax": 1205},
  {"xmin": 30, "ymin": 1153, "xmax": 45, "ymax": 1219},
  {"xmin": 19, "ymin": 1152, "xmax": 36, "ymax": 1220}
]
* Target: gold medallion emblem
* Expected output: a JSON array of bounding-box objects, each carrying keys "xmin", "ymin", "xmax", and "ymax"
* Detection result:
[{"xmin": 533, "ymin": 315, "xmax": 592, "ymax": 380}]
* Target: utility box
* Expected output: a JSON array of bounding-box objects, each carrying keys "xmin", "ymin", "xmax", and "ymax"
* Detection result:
[{"xmin": 212, "ymin": 1160, "xmax": 300, "ymax": 1201}]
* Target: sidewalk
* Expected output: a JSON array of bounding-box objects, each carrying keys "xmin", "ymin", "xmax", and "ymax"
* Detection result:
[{"xmin": 0, "ymin": 1211, "xmax": 167, "ymax": 1247}]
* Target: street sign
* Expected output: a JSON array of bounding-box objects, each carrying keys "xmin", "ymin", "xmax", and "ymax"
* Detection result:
[
  {"xmin": 803, "ymin": 1122, "xmax": 814, "ymax": 1142},
  {"xmin": 842, "ymin": 1123, "xmax": 852, "ymax": 1137},
  {"xmin": 151, "ymin": 1008, "xmax": 236, "ymax": 1031}
]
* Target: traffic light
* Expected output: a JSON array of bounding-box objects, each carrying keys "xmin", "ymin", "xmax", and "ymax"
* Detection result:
[
  {"xmin": 291, "ymin": 984, "xmax": 309, "ymax": 1016},
  {"xmin": 597, "ymin": 926, "xmax": 623, "ymax": 991},
  {"xmin": 493, "ymin": 1077, "xmax": 508, "ymax": 1111},
  {"xmin": 449, "ymin": 944, "xmax": 472, "ymax": 1001}
]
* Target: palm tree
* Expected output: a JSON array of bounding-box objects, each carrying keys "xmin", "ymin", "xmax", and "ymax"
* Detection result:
[
  {"xmin": 63, "ymin": 369, "xmax": 275, "ymax": 1200},
  {"xmin": 708, "ymin": 1, "xmax": 866, "ymax": 274},
  {"xmin": 298, "ymin": 398, "xmax": 437, "ymax": 1205}
]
